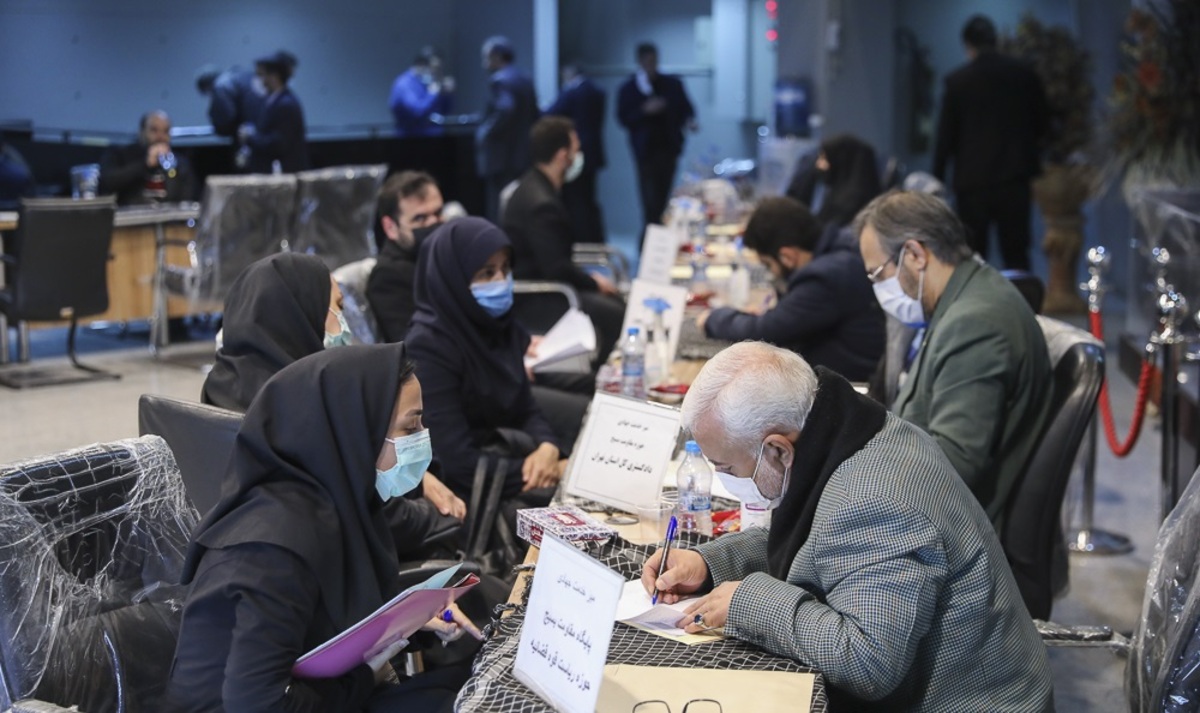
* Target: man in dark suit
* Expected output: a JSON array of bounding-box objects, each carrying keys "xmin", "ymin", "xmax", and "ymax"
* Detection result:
[
  {"xmin": 366, "ymin": 171, "xmax": 446, "ymax": 343},
  {"xmin": 242, "ymin": 50, "xmax": 309, "ymax": 174},
  {"xmin": 546, "ymin": 64, "xmax": 607, "ymax": 245},
  {"xmin": 933, "ymin": 15, "xmax": 1048, "ymax": 270},
  {"xmin": 194, "ymin": 64, "xmax": 266, "ymax": 141},
  {"xmin": 476, "ymin": 36, "xmax": 539, "ymax": 221},
  {"xmin": 501, "ymin": 116, "xmax": 625, "ymax": 362},
  {"xmin": 98, "ymin": 110, "xmax": 195, "ymax": 205},
  {"xmin": 617, "ymin": 42, "xmax": 696, "ymax": 241}
]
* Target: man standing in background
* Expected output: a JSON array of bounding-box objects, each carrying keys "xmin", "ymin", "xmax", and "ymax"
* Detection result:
[
  {"xmin": 546, "ymin": 63, "xmax": 607, "ymax": 245},
  {"xmin": 195, "ymin": 64, "xmax": 266, "ymax": 142},
  {"xmin": 389, "ymin": 47, "xmax": 455, "ymax": 137},
  {"xmin": 617, "ymin": 42, "xmax": 696, "ymax": 242},
  {"xmin": 932, "ymin": 15, "xmax": 1048, "ymax": 270},
  {"xmin": 476, "ymin": 36, "xmax": 539, "ymax": 221}
]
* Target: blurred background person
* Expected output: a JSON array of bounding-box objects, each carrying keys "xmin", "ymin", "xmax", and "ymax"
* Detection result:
[
  {"xmin": 545, "ymin": 62, "xmax": 607, "ymax": 245},
  {"xmin": 787, "ymin": 134, "xmax": 883, "ymax": 237},
  {"xmin": 194, "ymin": 62, "xmax": 267, "ymax": 143},
  {"xmin": 241, "ymin": 50, "xmax": 309, "ymax": 173},
  {"xmin": 476, "ymin": 36, "xmax": 538, "ymax": 221},
  {"xmin": 0, "ymin": 139, "xmax": 35, "ymax": 207},
  {"xmin": 389, "ymin": 46, "xmax": 455, "ymax": 137},
  {"xmin": 98, "ymin": 110, "xmax": 194, "ymax": 205}
]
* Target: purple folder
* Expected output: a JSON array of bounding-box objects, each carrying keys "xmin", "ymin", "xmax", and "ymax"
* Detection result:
[{"xmin": 293, "ymin": 572, "xmax": 480, "ymax": 678}]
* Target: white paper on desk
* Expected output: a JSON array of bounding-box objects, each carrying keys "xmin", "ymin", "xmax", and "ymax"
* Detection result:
[
  {"xmin": 637, "ymin": 224, "xmax": 684, "ymax": 286},
  {"xmin": 524, "ymin": 308, "xmax": 596, "ymax": 372},
  {"xmin": 620, "ymin": 280, "xmax": 688, "ymax": 364},
  {"xmin": 514, "ymin": 535, "xmax": 624, "ymax": 713},
  {"xmin": 564, "ymin": 392, "xmax": 681, "ymax": 514},
  {"xmin": 615, "ymin": 581, "xmax": 693, "ymax": 635}
]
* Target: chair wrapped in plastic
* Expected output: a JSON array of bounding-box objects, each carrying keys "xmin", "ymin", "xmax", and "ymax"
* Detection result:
[
  {"xmin": 0, "ymin": 436, "xmax": 199, "ymax": 713},
  {"xmin": 1128, "ymin": 464, "xmax": 1200, "ymax": 712},
  {"xmin": 292, "ymin": 165, "xmax": 387, "ymax": 269},
  {"xmin": 331, "ymin": 257, "xmax": 381, "ymax": 344}
]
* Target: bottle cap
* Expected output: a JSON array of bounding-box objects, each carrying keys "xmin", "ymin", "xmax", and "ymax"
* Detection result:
[
  {"xmin": 627, "ymin": 326, "xmax": 639, "ymax": 336},
  {"xmin": 684, "ymin": 440, "xmax": 702, "ymax": 455}
]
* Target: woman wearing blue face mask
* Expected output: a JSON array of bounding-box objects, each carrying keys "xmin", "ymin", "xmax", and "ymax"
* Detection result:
[
  {"xmin": 170, "ymin": 343, "xmax": 483, "ymax": 712},
  {"xmin": 406, "ymin": 218, "xmax": 569, "ymax": 509}
]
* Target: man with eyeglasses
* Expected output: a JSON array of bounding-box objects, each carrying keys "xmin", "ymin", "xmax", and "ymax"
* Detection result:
[
  {"xmin": 644, "ymin": 342, "xmax": 1053, "ymax": 711},
  {"xmin": 855, "ymin": 190, "xmax": 1051, "ymax": 531},
  {"xmin": 367, "ymin": 171, "xmax": 447, "ymax": 342}
]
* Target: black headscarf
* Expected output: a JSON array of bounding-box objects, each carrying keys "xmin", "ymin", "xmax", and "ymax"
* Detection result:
[
  {"xmin": 201, "ymin": 253, "xmax": 331, "ymax": 412},
  {"xmin": 182, "ymin": 343, "xmax": 410, "ymax": 629},
  {"xmin": 410, "ymin": 217, "xmax": 530, "ymax": 404},
  {"xmin": 767, "ymin": 367, "xmax": 888, "ymax": 580},
  {"xmin": 814, "ymin": 134, "xmax": 883, "ymax": 230}
]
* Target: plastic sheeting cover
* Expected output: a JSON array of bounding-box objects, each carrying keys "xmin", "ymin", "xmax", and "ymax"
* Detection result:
[
  {"xmin": 1129, "ymin": 464, "xmax": 1200, "ymax": 712},
  {"xmin": 0, "ymin": 436, "xmax": 199, "ymax": 713},
  {"xmin": 292, "ymin": 165, "xmax": 386, "ymax": 270}
]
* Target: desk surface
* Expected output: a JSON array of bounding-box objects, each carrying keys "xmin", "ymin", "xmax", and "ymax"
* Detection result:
[
  {"xmin": 464, "ymin": 534, "xmax": 827, "ymax": 713},
  {"xmin": 0, "ymin": 202, "xmax": 199, "ymax": 232}
]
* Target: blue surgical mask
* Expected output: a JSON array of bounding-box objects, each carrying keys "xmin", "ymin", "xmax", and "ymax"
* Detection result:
[
  {"xmin": 375, "ymin": 429, "xmax": 433, "ymax": 501},
  {"xmin": 871, "ymin": 247, "xmax": 927, "ymax": 328},
  {"xmin": 324, "ymin": 309, "xmax": 352, "ymax": 349},
  {"xmin": 471, "ymin": 275, "xmax": 514, "ymax": 317}
]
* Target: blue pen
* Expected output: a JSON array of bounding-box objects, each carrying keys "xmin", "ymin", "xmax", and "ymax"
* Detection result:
[{"xmin": 651, "ymin": 515, "xmax": 679, "ymax": 605}]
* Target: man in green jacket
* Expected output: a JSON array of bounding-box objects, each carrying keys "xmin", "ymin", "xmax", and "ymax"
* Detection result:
[{"xmin": 855, "ymin": 191, "xmax": 1051, "ymax": 531}]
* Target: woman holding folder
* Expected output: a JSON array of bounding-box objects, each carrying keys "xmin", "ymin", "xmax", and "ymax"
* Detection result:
[{"xmin": 168, "ymin": 343, "xmax": 482, "ymax": 712}]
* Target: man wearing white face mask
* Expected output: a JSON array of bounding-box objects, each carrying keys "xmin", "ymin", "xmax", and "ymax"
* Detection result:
[
  {"xmin": 855, "ymin": 191, "xmax": 1051, "ymax": 530},
  {"xmin": 502, "ymin": 115, "xmax": 626, "ymax": 362},
  {"xmin": 642, "ymin": 342, "xmax": 1053, "ymax": 711}
]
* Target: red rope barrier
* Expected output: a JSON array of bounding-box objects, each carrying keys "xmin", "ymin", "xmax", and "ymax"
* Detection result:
[{"xmin": 1089, "ymin": 309, "xmax": 1153, "ymax": 457}]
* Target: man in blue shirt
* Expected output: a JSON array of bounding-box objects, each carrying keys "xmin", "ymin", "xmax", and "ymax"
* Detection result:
[
  {"xmin": 476, "ymin": 36, "xmax": 538, "ymax": 221},
  {"xmin": 389, "ymin": 47, "xmax": 454, "ymax": 137}
]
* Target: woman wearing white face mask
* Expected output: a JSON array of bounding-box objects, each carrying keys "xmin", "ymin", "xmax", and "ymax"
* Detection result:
[{"xmin": 171, "ymin": 344, "xmax": 483, "ymax": 712}]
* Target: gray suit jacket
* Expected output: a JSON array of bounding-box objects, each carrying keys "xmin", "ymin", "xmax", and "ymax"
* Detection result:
[
  {"xmin": 695, "ymin": 415, "xmax": 1053, "ymax": 711},
  {"xmin": 894, "ymin": 258, "xmax": 1052, "ymax": 530}
]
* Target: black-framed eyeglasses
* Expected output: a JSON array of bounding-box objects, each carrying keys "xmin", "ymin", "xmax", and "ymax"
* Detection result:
[{"xmin": 632, "ymin": 699, "xmax": 723, "ymax": 713}]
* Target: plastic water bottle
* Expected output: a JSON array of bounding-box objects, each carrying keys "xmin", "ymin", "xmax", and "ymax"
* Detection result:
[
  {"xmin": 676, "ymin": 441, "xmax": 713, "ymax": 535},
  {"xmin": 620, "ymin": 327, "xmax": 646, "ymax": 399},
  {"xmin": 728, "ymin": 236, "xmax": 751, "ymax": 310},
  {"xmin": 740, "ymin": 502, "xmax": 771, "ymax": 531}
]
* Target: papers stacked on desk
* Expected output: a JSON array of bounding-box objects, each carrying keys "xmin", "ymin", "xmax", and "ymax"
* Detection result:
[{"xmin": 614, "ymin": 581, "xmax": 721, "ymax": 645}]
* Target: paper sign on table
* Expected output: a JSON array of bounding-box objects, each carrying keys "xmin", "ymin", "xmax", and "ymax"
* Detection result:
[
  {"xmin": 637, "ymin": 224, "xmax": 684, "ymax": 286},
  {"xmin": 564, "ymin": 391, "xmax": 681, "ymax": 515},
  {"xmin": 620, "ymin": 279, "xmax": 688, "ymax": 364},
  {"xmin": 514, "ymin": 534, "xmax": 625, "ymax": 713}
]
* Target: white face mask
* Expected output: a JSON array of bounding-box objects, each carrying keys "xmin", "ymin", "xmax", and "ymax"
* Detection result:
[
  {"xmin": 565, "ymin": 150, "xmax": 585, "ymax": 183},
  {"xmin": 715, "ymin": 441, "xmax": 791, "ymax": 510},
  {"xmin": 872, "ymin": 247, "xmax": 927, "ymax": 328}
]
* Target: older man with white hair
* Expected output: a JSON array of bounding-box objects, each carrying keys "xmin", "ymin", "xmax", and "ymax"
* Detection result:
[{"xmin": 642, "ymin": 342, "xmax": 1052, "ymax": 711}]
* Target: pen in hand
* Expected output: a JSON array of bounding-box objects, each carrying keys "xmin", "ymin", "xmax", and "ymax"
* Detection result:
[{"xmin": 651, "ymin": 515, "xmax": 679, "ymax": 605}]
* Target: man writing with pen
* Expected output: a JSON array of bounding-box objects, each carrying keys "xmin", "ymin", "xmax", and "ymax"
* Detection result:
[
  {"xmin": 641, "ymin": 342, "xmax": 1053, "ymax": 711},
  {"xmin": 695, "ymin": 196, "xmax": 884, "ymax": 382}
]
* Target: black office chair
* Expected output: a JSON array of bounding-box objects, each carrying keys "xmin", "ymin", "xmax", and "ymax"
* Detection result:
[
  {"xmin": 0, "ymin": 196, "xmax": 120, "ymax": 388},
  {"xmin": 0, "ymin": 435, "xmax": 198, "ymax": 713},
  {"xmin": 1001, "ymin": 317, "xmax": 1104, "ymax": 619},
  {"xmin": 511, "ymin": 280, "xmax": 581, "ymax": 336},
  {"xmin": 1002, "ymin": 269, "xmax": 1045, "ymax": 315},
  {"xmin": 573, "ymin": 244, "xmax": 632, "ymax": 289}
]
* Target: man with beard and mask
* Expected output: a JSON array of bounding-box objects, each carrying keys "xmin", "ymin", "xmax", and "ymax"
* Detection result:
[
  {"xmin": 98, "ymin": 110, "xmax": 195, "ymax": 205},
  {"xmin": 696, "ymin": 196, "xmax": 883, "ymax": 381},
  {"xmin": 855, "ymin": 190, "xmax": 1051, "ymax": 530},
  {"xmin": 389, "ymin": 46, "xmax": 455, "ymax": 137},
  {"xmin": 502, "ymin": 116, "xmax": 625, "ymax": 364},
  {"xmin": 367, "ymin": 171, "xmax": 449, "ymax": 343},
  {"xmin": 642, "ymin": 342, "xmax": 1053, "ymax": 711}
]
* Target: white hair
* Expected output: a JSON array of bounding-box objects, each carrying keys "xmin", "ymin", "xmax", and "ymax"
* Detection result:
[{"xmin": 680, "ymin": 341, "xmax": 818, "ymax": 450}]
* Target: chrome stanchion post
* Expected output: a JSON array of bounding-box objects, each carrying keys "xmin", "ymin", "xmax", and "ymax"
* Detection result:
[
  {"xmin": 1151, "ymin": 283, "xmax": 1189, "ymax": 520},
  {"xmin": 1069, "ymin": 247, "xmax": 1134, "ymax": 554}
]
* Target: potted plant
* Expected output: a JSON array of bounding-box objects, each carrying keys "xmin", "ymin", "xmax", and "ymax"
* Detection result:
[{"xmin": 1003, "ymin": 14, "xmax": 1095, "ymax": 314}]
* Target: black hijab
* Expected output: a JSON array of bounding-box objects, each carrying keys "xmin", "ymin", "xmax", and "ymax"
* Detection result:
[
  {"xmin": 767, "ymin": 367, "xmax": 888, "ymax": 580},
  {"xmin": 182, "ymin": 343, "xmax": 410, "ymax": 629},
  {"xmin": 815, "ymin": 134, "xmax": 883, "ymax": 229},
  {"xmin": 201, "ymin": 253, "xmax": 331, "ymax": 412},
  {"xmin": 410, "ymin": 216, "xmax": 530, "ymax": 405}
]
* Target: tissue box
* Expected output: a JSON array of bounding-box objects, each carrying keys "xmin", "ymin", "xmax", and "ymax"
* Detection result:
[{"xmin": 516, "ymin": 506, "xmax": 617, "ymax": 547}]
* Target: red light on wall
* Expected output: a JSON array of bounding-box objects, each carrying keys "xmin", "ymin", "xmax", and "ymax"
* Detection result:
[
  {"xmin": 765, "ymin": 0, "xmax": 778, "ymax": 13},
  {"xmin": 766, "ymin": 28, "xmax": 779, "ymax": 42}
]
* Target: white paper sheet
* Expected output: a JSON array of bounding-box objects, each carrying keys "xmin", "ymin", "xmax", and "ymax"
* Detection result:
[
  {"xmin": 614, "ymin": 580, "xmax": 694, "ymax": 635},
  {"xmin": 637, "ymin": 224, "xmax": 684, "ymax": 286},
  {"xmin": 524, "ymin": 308, "xmax": 596, "ymax": 371}
]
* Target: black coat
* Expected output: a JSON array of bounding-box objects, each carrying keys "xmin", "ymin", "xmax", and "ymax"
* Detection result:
[
  {"xmin": 546, "ymin": 76, "xmax": 607, "ymax": 170},
  {"xmin": 366, "ymin": 238, "xmax": 420, "ymax": 343},
  {"xmin": 475, "ymin": 65, "xmax": 539, "ymax": 179},
  {"xmin": 616, "ymin": 73, "xmax": 695, "ymax": 161},
  {"xmin": 246, "ymin": 88, "xmax": 310, "ymax": 174},
  {"xmin": 207, "ymin": 67, "xmax": 266, "ymax": 138},
  {"xmin": 704, "ymin": 226, "xmax": 885, "ymax": 381},
  {"xmin": 932, "ymin": 52, "xmax": 1048, "ymax": 193},
  {"xmin": 97, "ymin": 142, "xmax": 195, "ymax": 206},
  {"xmin": 502, "ymin": 168, "xmax": 597, "ymax": 293}
]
